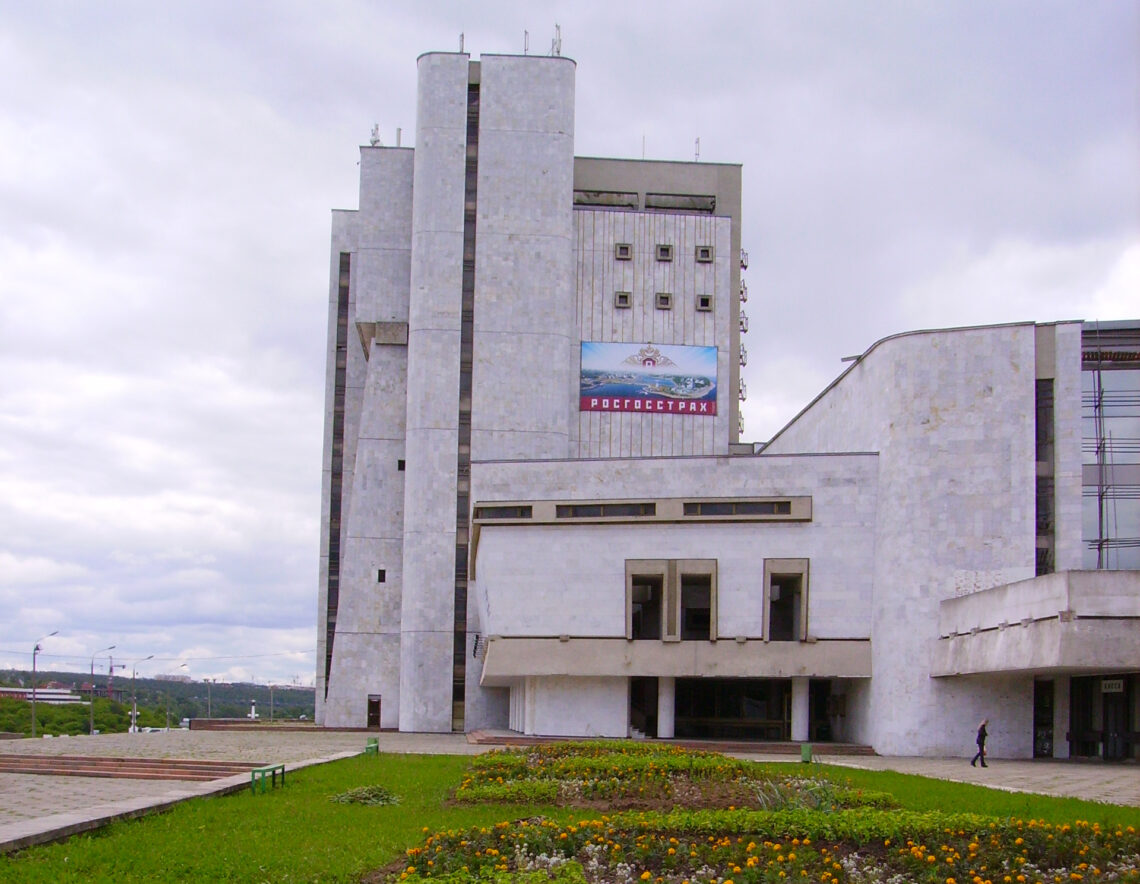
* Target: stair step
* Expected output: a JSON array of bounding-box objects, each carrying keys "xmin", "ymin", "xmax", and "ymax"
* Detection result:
[{"xmin": 0, "ymin": 755, "xmax": 263, "ymax": 781}]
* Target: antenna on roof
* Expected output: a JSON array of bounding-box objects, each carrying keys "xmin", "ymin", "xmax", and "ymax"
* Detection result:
[
  {"xmin": 459, "ymin": 32, "xmax": 464, "ymax": 53},
  {"xmin": 369, "ymin": 124, "xmax": 382, "ymax": 147},
  {"xmin": 396, "ymin": 127, "xmax": 402, "ymax": 147},
  {"xmin": 642, "ymin": 133, "xmax": 646, "ymax": 160},
  {"xmin": 524, "ymin": 30, "xmax": 529, "ymax": 55},
  {"xmin": 695, "ymin": 137, "xmax": 700, "ymax": 162},
  {"xmin": 550, "ymin": 23, "xmax": 561, "ymax": 56}
]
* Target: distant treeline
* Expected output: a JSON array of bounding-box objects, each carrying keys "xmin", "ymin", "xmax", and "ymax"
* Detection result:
[{"xmin": 0, "ymin": 669, "xmax": 315, "ymax": 724}]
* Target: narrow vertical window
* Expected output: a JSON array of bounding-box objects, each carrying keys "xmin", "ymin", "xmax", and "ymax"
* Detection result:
[
  {"xmin": 763, "ymin": 559, "xmax": 809, "ymax": 642},
  {"xmin": 323, "ymin": 251, "xmax": 351, "ymax": 697}
]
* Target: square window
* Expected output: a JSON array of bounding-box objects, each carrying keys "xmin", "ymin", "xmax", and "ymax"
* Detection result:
[
  {"xmin": 614, "ymin": 291, "xmax": 632, "ymax": 309},
  {"xmin": 655, "ymin": 292, "xmax": 673, "ymax": 310},
  {"xmin": 377, "ymin": 569, "xmax": 386, "ymax": 583},
  {"xmin": 656, "ymin": 244, "xmax": 673, "ymax": 262},
  {"xmin": 696, "ymin": 294, "xmax": 713, "ymax": 312},
  {"xmin": 614, "ymin": 243, "xmax": 632, "ymax": 260},
  {"xmin": 695, "ymin": 245, "xmax": 714, "ymax": 263}
]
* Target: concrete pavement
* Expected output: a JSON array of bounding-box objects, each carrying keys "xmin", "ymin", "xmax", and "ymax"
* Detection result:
[
  {"xmin": 818, "ymin": 754, "xmax": 1140, "ymax": 807},
  {"xmin": 1, "ymin": 729, "xmax": 1136, "ymax": 855}
]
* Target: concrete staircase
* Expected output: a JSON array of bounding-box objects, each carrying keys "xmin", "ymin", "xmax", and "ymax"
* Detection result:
[{"xmin": 0, "ymin": 755, "xmax": 264, "ymax": 781}]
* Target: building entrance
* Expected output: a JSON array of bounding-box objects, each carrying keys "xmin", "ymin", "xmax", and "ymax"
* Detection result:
[
  {"xmin": 1069, "ymin": 675, "xmax": 1136, "ymax": 760},
  {"xmin": 367, "ymin": 695, "xmax": 381, "ymax": 729},
  {"xmin": 1033, "ymin": 679, "xmax": 1054, "ymax": 758},
  {"xmin": 675, "ymin": 678, "xmax": 790, "ymax": 740},
  {"xmin": 629, "ymin": 677, "xmax": 658, "ymax": 738},
  {"xmin": 1102, "ymin": 679, "xmax": 1131, "ymax": 761}
]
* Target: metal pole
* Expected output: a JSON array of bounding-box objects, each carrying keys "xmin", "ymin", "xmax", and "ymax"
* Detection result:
[
  {"xmin": 30, "ymin": 631, "xmax": 58, "ymax": 738},
  {"xmin": 89, "ymin": 645, "xmax": 115, "ymax": 736},
  {"xmin": 31, "ymin": 644, "xmax": 39, "ymax": 739},
  {"xmin": 126, "ymin": 655, "xmax": 153, "ymax": 733}
]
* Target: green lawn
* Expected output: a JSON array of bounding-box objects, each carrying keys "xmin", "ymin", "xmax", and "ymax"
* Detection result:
[
  {"xmin": 0, "ymin": 754, "xmax": 560, "ymax": 883},
  {"xmin": 0, "ymin": 749, "xmax": 1137, "ymax": 883}
]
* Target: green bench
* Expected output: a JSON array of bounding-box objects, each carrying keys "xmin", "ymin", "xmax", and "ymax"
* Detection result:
[
  {"xmin": 250, "ymin": 763, "xmax": 286, "ymax": 794},
  {"xmin": 364, "ymin": 737, "xmax": 379, "ymax": 756}
]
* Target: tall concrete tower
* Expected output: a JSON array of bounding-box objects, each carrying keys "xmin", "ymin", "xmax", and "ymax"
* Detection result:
[{"xmin": 318, "ymin": 52, "xmax": 577, "ymax": 731}]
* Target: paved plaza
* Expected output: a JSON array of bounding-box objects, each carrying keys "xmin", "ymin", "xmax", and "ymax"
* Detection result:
[{"xmin": 1, "ymin": 729, "xmax": 1136, "ymax": 854}]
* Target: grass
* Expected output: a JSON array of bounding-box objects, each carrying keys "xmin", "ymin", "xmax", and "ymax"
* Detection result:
[
  {"xmin": 0, "ymin": 754, "xmax": 573, "ymax": 883},
  {"xmin": 0, "ymin": 745, "xmax": 1137, "ymax": 882},
  {"xmin": 811, "ymin": 764, "xmax": 1140, "ymax": 828}
]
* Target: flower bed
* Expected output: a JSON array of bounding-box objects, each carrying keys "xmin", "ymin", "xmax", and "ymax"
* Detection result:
[
  {"xmin": 456, "ymin": 742, "xmax": 893, "ymax": 812},
  {"xmin": 392, "ymin": 743, "xmax": 1140, "ymax": 883},
  {"xmin": 399, "ymin": 812, "xmax": 1140, "ymax": 883}
]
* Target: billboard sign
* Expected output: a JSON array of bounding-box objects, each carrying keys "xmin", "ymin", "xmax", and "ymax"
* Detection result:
[{"xmin": 579, "ymin": 342, "xmax": 718, "ymax": 415}]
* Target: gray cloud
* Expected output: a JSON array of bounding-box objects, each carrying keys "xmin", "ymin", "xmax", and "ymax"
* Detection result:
[{"xmin": 1, "ymin": 1, "xmax": 1135, "ymax": 684}]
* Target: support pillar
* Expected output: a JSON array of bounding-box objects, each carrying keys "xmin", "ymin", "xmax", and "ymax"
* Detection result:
[
  {"xmin": 1053, "ymin": 675, "xmax": 1071, "ymax": 759},
  {"xmin": 791, "ymin": 677, "xmax": 810, "ymax": 742},
  {"xmin": 657, "ymin": 677, "xmax": 675, "ymax": 739}
]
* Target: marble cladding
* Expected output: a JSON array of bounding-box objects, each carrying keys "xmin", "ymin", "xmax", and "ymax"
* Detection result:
[
  {"xmin": 470, "ymin": 55, "xmax": 575, "ymax": 461},
  {"xmin": 399, "ymin": 629, "xmax": 454, "ymax": 732},
  {"xmin": 319, "ymin": 155, "xmax": 412, "ymax": 728},
  {"xmin": 527, "ymin": 676, "xmax": 628, "ymax": 738},
  {"xmin": 398, "ymin": 51, "xmax": 470, "ymax": 733},
  {"xmin": 354, "ymin": 148, "xmax": 413, "ymax": 326},
  {"xmin": 316, "ymin": 211, "xmax": 363, "ymax": 725},
  {"xmin": 469, "ymin": 454, "xmax": 877, "ymax": 647},
  {"xmin": 1051, "ymin": 322, "xmax": 1084, "ymax": 570},
  {"xmin": 764, "ymin": 323, "xmax": 1041, "ymax": 757},
  {"xmin": 323, "ymin": 632, "xmax": 401, "ymax": 728}
]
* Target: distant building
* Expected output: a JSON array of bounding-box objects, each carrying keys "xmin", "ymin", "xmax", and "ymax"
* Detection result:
[
  {"xmin": 316, "ymin": 49, "xmax": 1139, "ymax": 760},
  {"xmin": 0, "ymin": 686, "xmax": 85, "ymax": 705}
]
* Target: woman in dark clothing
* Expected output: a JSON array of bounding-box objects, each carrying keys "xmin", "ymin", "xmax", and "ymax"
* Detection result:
[{"xmin": 970, "ymin": 718, "xmax": 988, "ymax": 767}]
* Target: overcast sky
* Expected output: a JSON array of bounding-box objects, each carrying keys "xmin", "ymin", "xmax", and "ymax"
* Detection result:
[{"xmin": 2, "ymin": 1, "xmax": 1136, "ymax": 687}]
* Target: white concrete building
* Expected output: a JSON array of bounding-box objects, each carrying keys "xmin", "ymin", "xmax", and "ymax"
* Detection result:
[{"xmin": 317, "ymin": 50, "xmax": 1139, "ymax": 761}]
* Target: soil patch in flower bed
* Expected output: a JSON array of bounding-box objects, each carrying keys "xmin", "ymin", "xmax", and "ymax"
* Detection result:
[{"xmin": 454, "ymin": 741, "xmax": 891, "ymax": 813}]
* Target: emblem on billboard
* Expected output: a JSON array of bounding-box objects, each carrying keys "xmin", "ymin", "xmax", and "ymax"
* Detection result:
[{"xmin": 580, "ymin": 342, "xmax": 718, "ymax": 415}]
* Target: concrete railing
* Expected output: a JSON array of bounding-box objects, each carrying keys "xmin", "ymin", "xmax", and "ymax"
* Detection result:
[{"xmin": 938, "ymin": 570, "xmax": 1140, "ymax": 638}]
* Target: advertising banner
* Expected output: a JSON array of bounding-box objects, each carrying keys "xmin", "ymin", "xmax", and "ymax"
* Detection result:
[{"xmin": 580, "ymin": 342, "xmax": 718, "ymax": 415}]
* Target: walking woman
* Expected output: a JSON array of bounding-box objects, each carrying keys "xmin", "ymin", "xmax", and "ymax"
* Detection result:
[{"xmin": 970, "ymin": 718, "xmax": 988, "ymax": 767}]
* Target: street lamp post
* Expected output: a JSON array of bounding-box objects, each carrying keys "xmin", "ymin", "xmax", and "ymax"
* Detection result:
[
  {"xmin": 166, "ymin": 663, "xmax": 187, "ymax": 730},
  {"xmin": 205, "ymin": 678, "xmax": 215, "ymax": 719},
  {"xmin": 89, "ymin": 645, "xmax": 116, "ymax": 736},
  {"xmin": 129, "ymin": 655, "xmax": 154, "ymax": 732},
  {"xmin": 30, "ymin": 631, "xmax": 59, "ymax": 738}
]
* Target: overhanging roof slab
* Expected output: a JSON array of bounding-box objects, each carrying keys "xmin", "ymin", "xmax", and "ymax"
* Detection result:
[{"xmin": 479, "ymin": 637, "xmax": 871, "ymax": 686}]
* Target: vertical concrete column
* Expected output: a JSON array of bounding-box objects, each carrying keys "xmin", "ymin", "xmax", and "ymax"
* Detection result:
[
  {"xmin": 400, "ymin": 52, "xmax": 470, "ymax": 733},
  {"xmin": 323, "ymin": 147, "xmax": 415, "ymax": 729},
  {"xmin": 1053, "ymin": 675, "xmax": 1071, "ymax": 759},
  {"xmin": 1050, "ymin": 323, "xmax": 1084, "ymax": 571},
  {"xmin": 657, "ymin": 676, "xmax": 676, "ymax": 739},
  {"xmin": 469, "ymin": 55, "xmax": 576, "ymax": 461},
  {"xmin": 791, "ymin": 677, "xmax": 810, "ymax": 742}
]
